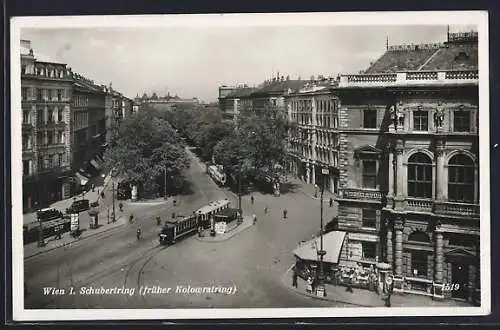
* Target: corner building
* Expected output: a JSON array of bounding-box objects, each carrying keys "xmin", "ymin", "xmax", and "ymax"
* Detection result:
[{"xmin": 334, "ymin": 31, "xmax": 480, "ymax": 305}]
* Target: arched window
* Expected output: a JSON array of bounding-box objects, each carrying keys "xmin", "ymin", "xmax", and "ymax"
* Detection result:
[
  {"xmin": 448, "ymin": 154, "xmax": 474, "ymax": 202},
  {"xmin": 408, "ymin": 153, "xmax": 433, "ymax": 198},
  {"xmin": 408, "ymin": 231, "xmax": 430, "ymax": 243}
]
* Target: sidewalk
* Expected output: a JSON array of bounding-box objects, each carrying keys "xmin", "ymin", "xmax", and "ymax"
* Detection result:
[
  {"xmin": 24, "ymin": 215, "xmax": 127, "ymax": 259},
  {"xmin": 282, "ymin": 265, "xmax": 472, "ymax": 307},
  {"xmin": 23, "ymin": 173, "xmax": 112, "ymax": 226},
  {"xmin": 285, "ymin": 175, "xmax": 337, "ymax": 203},
  {"xmin": 195, "ymin": 216, "xmax": 254, "ymax": 243}
]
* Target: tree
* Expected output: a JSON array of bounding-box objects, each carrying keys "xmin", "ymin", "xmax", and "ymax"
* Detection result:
[{"xmin": 103, "ymin": 110, "xmax": 189, "ymax": 199}]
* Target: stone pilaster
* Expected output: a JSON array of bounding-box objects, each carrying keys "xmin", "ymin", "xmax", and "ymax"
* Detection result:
[
  {"xmin": 394, "ymin": 216, "xmax": 405, "ymax": 276},
  {"xmin": 434, "ymin": 224, "xmax": 444, "ymax": 283},
  {"xmin": 394, "ymin": 139, "xmax": 405, "ymax": 210},
  {"xmin": 435, "ymin": 138, "xmax": 446, "ymax": 200},
  {"xmin": 386, "ymin": 218, "xmax": 394, "ymax": 265}
]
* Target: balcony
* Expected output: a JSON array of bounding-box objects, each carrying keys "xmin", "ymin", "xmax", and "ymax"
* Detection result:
[
  {"xmin": 338, "ymin": 70, "xmax": 478, "ymax": 88},
  {"xmin": 339, "ymin": 188, "xmax": 383, "ymax": 203},
  {"xmin": 434, "ymin": 201, "xmax": 479, "ymax": 217}
]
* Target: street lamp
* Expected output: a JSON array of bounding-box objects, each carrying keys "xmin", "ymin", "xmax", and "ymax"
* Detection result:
[{"xmin": 316, "ymin": 167, "xmax": 329, "ymax": 297}]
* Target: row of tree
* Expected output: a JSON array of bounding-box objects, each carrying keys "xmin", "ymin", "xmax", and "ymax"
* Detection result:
[
  {"xmin": 103, "ymin": 108, "xmax": 190, "ymax": 199},
  {"xmin": 166, "ymin": 103, "xmax": 292, "ymax": 192}
]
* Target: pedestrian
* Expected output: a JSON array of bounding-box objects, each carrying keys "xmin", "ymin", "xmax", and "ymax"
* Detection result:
[
  {"xmin": 252, "ymin": 213, "xmax": 257, "ymax": 225},
  {"xmin": 346, "ymin": 270, "xmax": 354, "ymax": 293},
  {"xmin": 119, "ymin": 202, "xmax": 123, "ymax": 212},
  {"xmin": 283, "ymin": 209, "xmax": 288, "ymax": 219},
  {"xmin": 91, "ymin": 183, "xmax": 95, "ymax": 192},
  {"xmin": 129, "ymin": 214, "xmax": 134, "ymax": 223},
  {"xmin": 264, "ymin": 205, "xmax": 268, "ymax": 214},
  {"xmin": 250, "ymin": 195, "xmax": 254, "ymax": 204},
  {"xmin": 306, "ymin": 276, "xmax": 313, "ymax": 293},
  {"xmin": 198, "ymin": 225, "xmax": 203, "ymax": 237},
  {"xmin": 292, "ymin": 270, "xmax": 298, "ymax": 288},
  {"xmin": 329, "ymin": 197, "xmax": 333, "ymax": 208},
  {"xmin": 156, "ymin": 216, "xmax": 161, "ymax": 226},
  {"xmin": 101, "ymin": 191, "xmax": 105, "ymax": 199}
]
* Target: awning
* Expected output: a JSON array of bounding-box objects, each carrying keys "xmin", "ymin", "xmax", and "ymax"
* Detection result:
[
  {"xmin": 90, "ymin": 159, "xmax": 101, "ymax": 170},
  {"xmin": 293, "ymin": 231, "xmax": 347, "ymax": 264},
  {"xmin": 75, "ymin": 172, "xmax": 89, "ymax": 186}
]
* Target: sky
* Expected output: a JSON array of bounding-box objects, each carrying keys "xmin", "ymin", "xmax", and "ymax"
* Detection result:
[{"xmin": 20, "ymin": 23, "xmax": 477, "ymax": 102}]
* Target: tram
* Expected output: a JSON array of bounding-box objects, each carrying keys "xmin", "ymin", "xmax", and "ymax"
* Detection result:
[
  {"xmin": 207, "ymin": 165, "xmax": 227, "ymax": 186},
  {"xmin": 158, "ymin": 199, "xmax": 231, "ymax": 245}
]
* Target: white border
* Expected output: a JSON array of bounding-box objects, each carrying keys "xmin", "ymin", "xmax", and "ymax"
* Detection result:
[{"xmin": 11, "ymin": 11, "xmax": 490, "ymax": 321}]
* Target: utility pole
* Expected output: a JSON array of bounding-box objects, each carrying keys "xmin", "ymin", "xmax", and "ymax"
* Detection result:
[
  {"xmin": 317, "ymin": 168, "xmax": 329, "ymax": 297},
  {"xmin": 164, "ymin": 166, "xmax": 167, "ymax": 200},
  {"xmin": 37, "ymin": 175, "xmax": 45, "ymax": 247},
  {"xmin": 112, "ymin": 182, "xmax": 116, "ymax": 222}
]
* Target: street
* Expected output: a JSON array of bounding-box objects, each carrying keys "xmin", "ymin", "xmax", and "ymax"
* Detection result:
[{"xmin": 24, "ymin": 147, "xmax": 345, "ymax": 309}]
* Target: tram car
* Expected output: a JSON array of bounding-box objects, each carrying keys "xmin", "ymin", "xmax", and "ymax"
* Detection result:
[
  {"xmin": 158, "ymin": 199, "xmax": 232, "ymax": 245},
  {"xmin": 207, "ymin": 165, "xmax": 227, "ymax": 186},
  {"xmin": 195, "ymin": 199, "xmax": 231, "ymax": 229},
  {"xmin": 159, "ymin": 214, "xmax": 198, "ymax": 245}
]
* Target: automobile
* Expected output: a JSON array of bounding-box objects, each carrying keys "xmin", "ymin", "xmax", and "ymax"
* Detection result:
[
  {"xmin": 66, "ymin": 199, "xmax": 90, "ymax": 213},
  {"xmin": 36, "ymin": 208, "xmax": 63, "ymax": 221}
]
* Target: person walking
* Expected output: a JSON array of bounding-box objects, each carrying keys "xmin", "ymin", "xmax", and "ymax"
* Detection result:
[
  {"xmin": 252, "ymin": 213, "xmax": 257, "ymax": 225},
  {"xmin": 292, "ymin": 269, "xmax": 298, "ymax": 288},
  {"xmin": 306, "ymin": 276, "xmax": 313, "ymax": 293},
  {"xmin": 119, "ymin": 202, "xmax": 123, "ymax": 212},
  {"xmin": 264, "ymin": 205, "xmax": 268, "ymax": 214},
  {"xmin": 129, "ymin": 214, "xmax": 134, "ymax": 224},
  {"xmin": 283, "ymin": 209, "xmax": 288, "ymax": 219},
  {"xmin": 329, "ymin": 197, "xmax": 333, "ymax": 208},
  {"xmin": 136, "ymin": 227, "xmax": 142, "ymax": 240},
  {"xmin": 250, "ymin": 195, "xmax": 254, "ymax": 204}
]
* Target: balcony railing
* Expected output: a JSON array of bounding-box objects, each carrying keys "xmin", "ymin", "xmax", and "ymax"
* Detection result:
[
  {"xmin": 434, "ymin": 201, "xmax": 479, "ymax": 217},
  {"xmin": 338, "ymin": 70, "xmax": 478, "ymax": 88},
  {"xmin": 406, "ymin": 198, "xmax": 433, "ymax": 212},
  {"xmin": 339, "ymin": 188, "xmax": 383, "ymax": 202}
]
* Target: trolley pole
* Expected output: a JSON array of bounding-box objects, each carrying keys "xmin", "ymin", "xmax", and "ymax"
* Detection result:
[{"xmin": 112, "ymin": 182, "xmax": 116, "ymax": 222}]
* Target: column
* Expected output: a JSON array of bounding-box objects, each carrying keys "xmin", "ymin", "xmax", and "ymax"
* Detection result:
[
  {"xmin": 306, "ymin": 165, "xmax": 310, "ymax": 184},
  {"xmin": 435, "ymin": 138, "xmax": 446, "ymax": 200},
  {"xmin": 311, "ymin": 164, "xmax": 316, "ymax": 185},
  {"xmin": 394, "ymin": 217, "xmax": 404, "ymax": 276},
  {"xmin": 388, "ymin": 151, "xmax": 394, "ymax": 197},
  {"xmin": 387, "ymin": 223, "xmax": 393, "ymax": 265},
  {"xmin": 474, "ymin": 166, "xmax": 479, "ymax": 203},
  {"xmin": 434, "ymin": 227, "xmax": 444, "ymax": 283}
]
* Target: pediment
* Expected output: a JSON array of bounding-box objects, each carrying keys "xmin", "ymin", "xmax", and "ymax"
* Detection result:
[
  {"xmin": 445, "ymin": 247, "xmax": 476, "ymax": 258},
  {"xmin": 354, "ymin": 145, "xmax": 382, "ymax": 158}
]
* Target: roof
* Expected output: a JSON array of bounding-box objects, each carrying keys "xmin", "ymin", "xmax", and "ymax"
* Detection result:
[
  {"xmin": 225, "ymin": 87, "xmax": 257, "ymax": 99},
  {"xmin": 293, "ymin": 231, "xmax": 346, "ymax": 264},
  {"xmin": 251, "ymin": 80, "xmax": 309, "ymax": 96},
  {"xmin": 364, "ymin": 47, "xmax": 438, "ymax": 73},
  {"xmin": 419, "ymin": 42, "xmax": 477, "ymax": 71},
  {"xmin": 196, "ymin": 199, "xmax": 230, "ymax": 214}
]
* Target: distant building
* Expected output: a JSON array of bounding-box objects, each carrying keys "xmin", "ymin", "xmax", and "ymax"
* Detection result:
[{"xmin": 136, "ymin": 93, "xmax": 199, "ymax": 111}]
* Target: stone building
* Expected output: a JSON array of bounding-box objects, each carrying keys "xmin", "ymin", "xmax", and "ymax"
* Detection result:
[
  {"xmin": 285, "ymin": 79, "xmax": 340, "ymax": 194},
  {"xmin": 21, "ymin": 40, "xmax": 73, "ymax": 211},
  {"xmin": 333, "ymin": 31, "xmax": 480, "ymax": 304}
]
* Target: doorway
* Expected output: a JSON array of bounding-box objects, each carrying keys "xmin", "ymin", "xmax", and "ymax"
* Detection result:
[{"xmin": 451, "ymin": 263, "xmax": 469, "ymax": 299}]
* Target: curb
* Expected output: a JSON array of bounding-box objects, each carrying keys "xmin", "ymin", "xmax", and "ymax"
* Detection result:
[
  {"xmin": 280, "ymin": 264, "xmax": 373, "ymax": 307},
  {"xmin": 24, "ymin": 217, "xmax": 126, "ymax": 259},
  {"xmin": 194, "ymin": 220, "xmax": 254, "ymax": 243}
]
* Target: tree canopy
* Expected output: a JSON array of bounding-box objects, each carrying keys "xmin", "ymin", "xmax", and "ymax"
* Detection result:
[{"xmin": 103, "ymin": 108, "xmax": 189, "ymax": 198}]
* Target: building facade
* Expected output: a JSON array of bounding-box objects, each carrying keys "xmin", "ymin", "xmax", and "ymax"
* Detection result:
[
  {"xmin": 285, "ymin": 82, "xmax": 340, "ymax": 194},
  {"xmin": 21, "ymin": 40, "xmax": 73, "ymax": 211},
  {"xmin": 334, "ymin": 31, "xmax": 480, "ymax": 304}
]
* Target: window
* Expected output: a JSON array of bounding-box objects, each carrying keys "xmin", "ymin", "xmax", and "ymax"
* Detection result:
[
  {"xmin": 37, "ymin": 132, "xmax": 43, "ymax": 146},
  {"xmin": 362, "ymin": 160, "xmax": 377, "ymax": 189},
  {"xmin": 22, "ymin": 135, "xmax": 28, "ymax": 150},
  {"xmin": 58, "ymin": 154, "xmax": 63, "ymax": 167},
  {"xmin": 408, "ymin": 153, "xmax": 432, "ymax": 198},
  {"xmin": 48, "ymin": 89, "xmax": 53, "ymax": 100},
  {"xmin": 37, "ymin": 109, "xmax": 44, "ymax": 124},
  {"xmin": 362, "ymin": 242, "xmax": 377, "ymax": 260},
  {"xmin": 411, "ymin": 251, "xmax": 428, "ymax": 278},
  {"xmin": 413, "ymin": 110, "xmax": 429, "ymax": 131},
  {"xmin": 448, "ymin": 154, "xmax": 474, "ymax": 202},
  {"xmin": 362, "ymin": 209, "xmax": 377, "ymax": 228},
  {"xmin": 58, "ymin": 108, "xmax": 63, "ymax": 122},
  {"xmin": 453, "ymin": 110, "xmax": 470, "ymax": 132},
  {"xmin": 21, "ymin": 65, "xmax": 26, "ymax": 75},
  {"xmin": 38, "ymin": 156, "xmax": 44, "ymax": 170},
  {"xmin": 37, "ymin": 89, "xmax": 43, "ymax": 101},
  {"xmin": 47, "ymin": 131, "xmax": 53, "ymax": 145},
  {"xmin": 22, "ymin": 87, "xmax": 28, "ymax": 101},
  {"xmin": 23, "ymin": 161, "xmax": 30, "ymax": 175},
  {"xmin": 47, "ymin": 108, "xmax": 54, "ymax": 123},
  {"xmin": 363, "ymin": 109, "xmax": 377, "ymax": 128},
  {"xmin": 23, "ymin": 110, "xmax": 30, "ymax": 124},
  {"xmin": 57, "ymin": 89, "xmax": 63, "ymax": 101}
]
